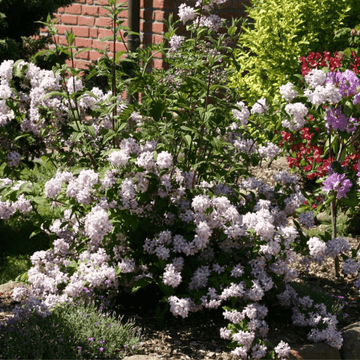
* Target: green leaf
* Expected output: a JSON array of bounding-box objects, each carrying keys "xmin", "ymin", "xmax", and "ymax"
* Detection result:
[
  {"xmin": 32, "ymin": 197, "xmax": 48, "ymax": 205},
  {"xmin": 74, "ymin": 48, "xmax": 93, "ymax": 57},
  {"xmin": 72, "ymin": 132, "xmax": 83, "ymax": 142},
  {"xmin": 15, "ymin": 271, "xmax": 29, "ymax": 284},
  {"xmin": 86, "ymin": 125, "xmax": 97, "ymax": 139},
  {"xmin": 115, "ymin": 50, "xmax": 127, "ymax": 63},
  {"xmin": 29, "ymin": 229, "xmax": 42, "ymax": 239},
  {"xmin": 184, "ymin": 134, "xmax": 192, "ymax": 147},
  {"xmin": 41, "ymin": 91, "xmax": 67, "ymax": 101},
  {"xmin": 65, "ymin": 31, "xmax": 76, "ymax": 46},
  {"xmin": 103, "ymin": 130, "xmax": 115, "ymax": 144},
  {"xmin": 132, "ymin": 276, "xmax": 153, "ymax": 293}
]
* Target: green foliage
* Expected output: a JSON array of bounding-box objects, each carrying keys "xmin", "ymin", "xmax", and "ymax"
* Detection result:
[
  {"xmin": 0, "ymin": 0, "xmax": 74, "ymax": 64},
  {"xmin": 230, "ymin": 0, "xmax": 360, "ymax": 105}
]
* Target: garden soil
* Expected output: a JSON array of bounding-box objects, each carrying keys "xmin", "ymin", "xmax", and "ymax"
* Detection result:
[{"xmin": 1, "ymin": 158, "xmax": 360, "ymax": 359}]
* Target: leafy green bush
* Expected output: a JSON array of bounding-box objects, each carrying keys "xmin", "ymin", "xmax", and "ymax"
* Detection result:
[
  {"xmin": 230, "ymin": 0, "xmax": 360, "ymax": 106},
  {"xmin": 0, "ymin": 0, "xmax": 74, "ymax": 64}
]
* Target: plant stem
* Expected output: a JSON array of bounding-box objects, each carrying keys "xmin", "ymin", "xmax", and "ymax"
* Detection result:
[{"xmin": 331, "ymin": 197, "xmax": 340, "ymax": 278}]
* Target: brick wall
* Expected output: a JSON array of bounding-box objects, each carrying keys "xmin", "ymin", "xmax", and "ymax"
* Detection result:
[{"xmin": 44, "ymin": 0, "xmax": 250, "ymax": 70}]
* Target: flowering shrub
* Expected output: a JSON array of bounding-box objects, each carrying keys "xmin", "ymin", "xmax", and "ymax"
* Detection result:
[
  {"xmin": 1, "ymin": 1, "xmax": 360, "ymax": 359},
  {"xmin": 279, "ymin": 50, "xmax": 360, "ymax": 191}
]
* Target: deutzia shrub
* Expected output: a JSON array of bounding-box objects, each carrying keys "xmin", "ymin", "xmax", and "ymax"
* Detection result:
[{"xmin": 1, "ymin": 0, "xmax": 358, "ymax": 359}]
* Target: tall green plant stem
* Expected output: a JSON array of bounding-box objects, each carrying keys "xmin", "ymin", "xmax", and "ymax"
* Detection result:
[{"xmin": 331, "ymin": 198, "xmax": 341, "ymax": 278}]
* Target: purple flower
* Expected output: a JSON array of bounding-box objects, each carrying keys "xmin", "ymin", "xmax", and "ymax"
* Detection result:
[
  {"xmin": 326, "ymin": 70, "xmax": 360, "ymax": 97},
  {"xmin": 325, "ymin": 107, "xmax": 349, "ymax": 132},
  {"xmin": 88, "ymin": 337, "xmax": 94, "ymax": 342},
  {"xmin": 77, "ymin": 346, "xmax": 82, "ymax": 350},
  {"xmin": 99, "ymin": 347, "xmax": 104, "ymax": 352},
  {"xmin": 124, "ymin": 345, "xmax": 127, "ymax": 349},
  {"xmin": 99, "ymin": 340, "xmax": 105, "ymax": 344},
  {"xmin": 323, "ymin": 173, "xmax": 352, "ymax": 199}
]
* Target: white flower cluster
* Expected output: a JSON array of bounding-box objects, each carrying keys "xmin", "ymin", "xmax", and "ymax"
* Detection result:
[
  {"xmin": 277, "ymin": 284, "xmax": 343, "ymax": 350},
  {"xmin": 178, "ymin": 3, "xmax": 196, "ymax": 23},
  {"xmin": 282, "ymin": 102, "xmax": 308, "ymax": 131},
  {"xmin": 6, "ymin": 151, "xmax": 21, "ymax": 167},
  {"xmin": 233, "ymin": 138, "xmax": 257, "ymax": 155},
  {"xmin": 169, "ymin": 35, "xmax": 185, "ymax": 53},
  {"xmin": 0, "ymin": 60, "xmax": 15, "ymax": 127},
  {"xmin": 251, "ymin": 98, "xmax": 269, "ymax": 114},
  {"xmin": 84, "ymin": 205, "xmax": 113, "ymax": 247},
  {"xmin": 304, "ymin": 69, "xmax": 327, "ymax": 88},
  {"xmin": 299, "ymin": 211, "xmax": 315, "ymax": 229},
  {"xmin": 232, "ymin": 101, "xmax": 250, "ymax": 127},
  {"xmin": 45, "ymin": 170, "xmax": 74, "ymax": 198},
  {"xmin": 273, "ymin": 170, "xmax": 298, "ymax": 184},
  {"xmin": 156, "ymin": 151, "xmax": 173, "ymax": 169},
  {"xmin": 0, "ymin": 193, "xmax": 32, "ymax": 220},
  {"xmin": 168, "ymin": 295, "xmax": 197, "ymax": 318},
  {"xmin": 258, "ymin": 142, "xmax": 281, "ymax": 159},
  {"xmin": 304, "ymin": 83, "xmax": 342, "ymax": 106},
  {"xmin": 66, "ymin": 169, "xmax": 98, "ymax": 205},
  {"xmin": 279, "ymin": 82, "xmax": 298, "ymax": 102},
  {"xmin": 196, "ymin": 14, "xmax": 222, "ymax": 32}
]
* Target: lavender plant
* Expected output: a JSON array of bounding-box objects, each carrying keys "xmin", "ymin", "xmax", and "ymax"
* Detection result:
[{"xmin": 0, "ymin": 0, "xmax": 357, "ymax": 359}]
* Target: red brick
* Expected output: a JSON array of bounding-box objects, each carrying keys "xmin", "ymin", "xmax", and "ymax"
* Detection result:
[
  {"xmin": 75, "ymin": 60, "xmax": 90, "ymax": 69},
  {"xmin": 154, "ymin": 11, "xmax": 165, "ymax": 21},
  {"xmin": 117, "ymin": 10, "xmax": 128, "ymax": 18},
  {"xmin": 61, "ymin": 15, "xmax": 78, "ymax": 25},
  {"xmin": 76, "ymin": 0, "xmax": 87, "ymax": 3},
  {"xmin": 90, "ymin": 28, "xmax": 98, "ymax": 38},
  {"xmin": 65, "ymin": 4, "xmax": 82, "ymax": 14},
  {"xmin": 93, "ymin": 39, "xmax": 111, "ymax": 50},
  {"xmin": 98, "ymin": 28, "xmax": 113, "ymax": 38},
  {"xmin": 152, "ymin": 0, "xmax": 173, "ymax": 9},
  {"xmin": 56, "ymin": 25, "xmax": 71, "ymax": 35},
  {"xmin": 95, "ymin": 17, "xmax": 113, "ymax": 27},
  {"xmin": 153, "ymin": 58, "xmax": 164, "ymax": 69},
  {"xmin": 75, "ymin": 38, "xmax": 93, "ymax": 47},
  {"xmin": 89, "ymin": 51, "xmax": 103, "ymax": 61},
  {"xmin": 39, "ymin": 26, "xmax": 48, "ymax": 33},
  {"xmin": 72, "ymin": 27, "xmax": 90, "ymax": 37},
  {"xmin": 105, "ymin": 42, "xmax": 127, "ymax": 53},
  {"xmin": 76, "ymin": 50, "xmax": 90, "ymax": 59},
  {"xmin": 82, "ymin": 5, "xmax": 99, "ymax": 16},
  {"xmin": 87, "ymin": 0, "xmax": 94, "ymax": 4},
  {"xmin": 96, "ymin": 0, "xmax": 109, "ymax": 5},
  {"xmin": 78, "ymin": 16, "xmax": 95, "ymax": 26},
  {"xmin": 99, "ymin": 6, "xmax": 111, "ymax": 16},
  {"xmin": 57, "ymin": 7, "xmax": 65, "ymax": 13},
  {"xmin": 59, "ymin": 36, "xmax": 70, "ymax": 45},
  {"xmin": 152, "ymin": 22, "xmax": 166, "ymax": 34}
]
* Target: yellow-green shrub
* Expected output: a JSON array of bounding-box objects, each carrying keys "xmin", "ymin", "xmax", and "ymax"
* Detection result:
[{"xmin": 230, "ymin": 0, "xmax": 358, "ymax": 106}]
